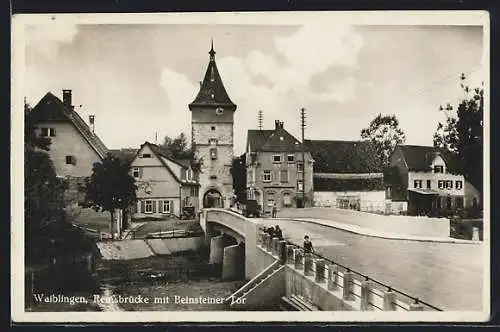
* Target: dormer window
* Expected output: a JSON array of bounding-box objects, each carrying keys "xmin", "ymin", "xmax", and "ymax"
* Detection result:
[
  {"xmin": 216, "ymin": 107, "xmax": 224, "ymax": 115},
  {"xmin": 434, "ymin": 165, "xmax": 444, "ymax": 173}
]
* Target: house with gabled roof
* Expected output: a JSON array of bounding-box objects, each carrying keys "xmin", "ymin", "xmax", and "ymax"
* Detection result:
[
  {"xmin": 130, "ymin": 141, "xmax": 199, "ymax": 219},
  {"xmin": 28, "ymin": 89, "xmax": 108, "ymax": 178},
  {"xmin": 385, "ymin": 144, "xmax": 471, "ymax": 216},
  {"xmin": 304, "ymin": 139, "xmax": 386, "ymax": 212},
  {"xmin": 246, "ymin": 120, "xmax": 314, "ymax": 213},
  {"xmin": 28, "ymin": 90, "xmax": 109, "ymax": 205}
]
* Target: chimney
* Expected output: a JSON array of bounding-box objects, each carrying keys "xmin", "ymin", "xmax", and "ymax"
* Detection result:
[
  {"xmin": 275, "ymin": 120, "xmax": 280, "ymax": 129},
  {"xmin": 89, "ymin": 115, "xmax": 95, "ymax": 133},
  {"xmin": 62, "ymin": 89, "xmax": 72, "ymax": 108},
  {"xmin": 280, "ymin": 121, "xmax": 284, "ymax": 129}
]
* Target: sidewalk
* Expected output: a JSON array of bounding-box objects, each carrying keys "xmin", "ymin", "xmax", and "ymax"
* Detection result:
[{"xmin": 272, "ymin": 217, "xmax": 482, "ymax": 244}]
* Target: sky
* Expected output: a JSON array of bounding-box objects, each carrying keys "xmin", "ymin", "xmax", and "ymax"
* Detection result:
[{"xmin": 24, "ymin": 21, "xmax": 485, "ymax": 155}]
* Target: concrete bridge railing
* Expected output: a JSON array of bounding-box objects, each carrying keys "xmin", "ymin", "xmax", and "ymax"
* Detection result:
[
  {"xmin": 256, "ymin": 230, "xmax": 442, "ymax": 312},
  {"xmin": 200, "ymin": 208, "xmax": 442, "ymax": 311}
]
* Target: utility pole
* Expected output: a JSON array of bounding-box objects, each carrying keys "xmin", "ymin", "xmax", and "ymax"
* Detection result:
[
  {"xmin": 300, "ymin": 107, "xmax": 306, "ymax": 208},
  {"xmin": 257, "ymin": 110, "xmax": 264, "ymax": 130}
]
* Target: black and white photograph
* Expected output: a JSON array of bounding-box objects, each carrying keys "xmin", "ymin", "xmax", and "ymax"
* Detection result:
[{"xmin": 11, "ymin": 11, "xmax": 489, "ymax": 322}]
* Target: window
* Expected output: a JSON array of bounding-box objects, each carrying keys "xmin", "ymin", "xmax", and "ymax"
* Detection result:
[
  {"xmin": 65, "ymin": 155, "xmax": 76, "ymax": 165},
  {"xmin": 385, "ymin": 186, "xmax": 392, "ymax": 199},
  {"xmin": 297, "ymin": 180, "xmax": 304, "ymax": 192},
  {"xmin": 142, "ymin": 153, "xmax": 152, "ymax": 158},
  {"xmin": 263, "ymin": 170, "xmax": 272, "ymax": 182},
  {"xmin": 162, "ymin": 200, "xmax": 171, "ymax": 214},
  {"xmin": 280, "ymin": 169, "xmax": 288, "ymax": 183},
  {"xmin": 438, "ymin": 180, "xmax": 444, "ymax": 189},
  {"xmin": 186, "ymin": 169, "xmax": 193, "ymax": 181},
  {"xmin": 210, "ymin": 148, "xmax": 217, "ymax": 160},
  {"xmin": 455, "ymin": 180, "xmax": 463, "ymax": 189},
  {"xmin": 426, "ymin": 180, "xmax": 431, "ymax": 189},
  {"xmin": 273, "ymin": 154, "xmax": 282, "ymax": 163},
  {"xmin": 287, "ymin": 154, "xmax": 295, "ymax": 163},
  {"xmin": 208, "ymin": 138, "xmax": 218, "ymax": 145},
  {"xmin": 216, "ymin": 107, "xmax": 224, "ymax": 115},
  {"xmin": 434, "ymin": 165, "xmax": 444, "ymax": 173},
  {"xmin": 297, "ymin": 161, "xmax": 304, "ymax": 173},
  {"xmin": 40, "ymin": 127, "xmax": 49, "ymax": 137},
  {"xmin": 184, "ymin": 196, "xmax": 191, "ymax": 207},
  {"xmin": 446, "ymin": 180, "xmax": 453, "ymax": 189},
  {"xmin": 456, "ymin": 197, "xmax": 464, "ymax": 208},
  {"xmin": 132, "ymin": 167, "xmax": 140, "ymax": 178},
  {"xmin": 211, "ymin": 126, "xmax": 215, "ymax": 131},
  {"xmin": 145, "ymin": 200, "xmax": 153, "ymax": 213},
  {"xmin": 413, "ymin": 180, "xmax": 422, "ymax": 189},
  {"xmin": 283, "ymin": 193, "xmax": 292, "ymax": 206}
]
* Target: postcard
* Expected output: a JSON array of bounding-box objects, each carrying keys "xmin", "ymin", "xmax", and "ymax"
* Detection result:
[{"xmin": 11, "ymin": 10, "xmax": 490, "ymax": 322}]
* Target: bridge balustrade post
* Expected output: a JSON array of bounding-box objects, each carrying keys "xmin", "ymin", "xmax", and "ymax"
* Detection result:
[
  {"xmin": 315, "ymin": 259, "xmax": 326, "ymax": 283},
  {"xmin": 342, "ymin": 271, "xmax": 354, "ymax": 300},
  {"xmin": 409, "ymin": 301, "xmax": 424, "ymax": 311},
  {"xmin": 293, "ymin": 249, "xmax": 304, "ymax": 270},
  {"xmin": 278, "ymin": 240, "xmax": 287, "ymax": 264},
  {"xmin": 271, "ymin": 237, "xmax": 279, "ymax": 255},
  {"xmin": 383, "ymin": 290, "xmax": 396, "ymax": 311},
  {"xmin": 263, "ymin": 234, "xmax": 271, "ymax": 250},
  {"xmin": 286, "ymin": 245, "xmax": 295, "ymax": 264},
  {"xmin": 327, "ymin": 264, "xmax": 338, "ymax": 291},
  {"xmin": 360, "ymin": 280, "xmax": 373, "ymax": 310},
  {"xmin": 304, "ymin": 253, "xmax": 314, "ymax": 276}
]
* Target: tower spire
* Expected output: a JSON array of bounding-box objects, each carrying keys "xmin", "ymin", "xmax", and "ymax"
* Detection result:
[{"xmin": 209, "ymin": 39, "xmax": 216, "ymax": 60}]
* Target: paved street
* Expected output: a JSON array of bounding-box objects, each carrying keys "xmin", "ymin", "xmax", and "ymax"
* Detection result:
[{"xmin": 259, "ymin": 217, "xmax": 484, "ymax": 311}]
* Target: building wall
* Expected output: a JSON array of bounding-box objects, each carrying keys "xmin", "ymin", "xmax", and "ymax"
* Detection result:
[
  {"xmin": 246, "ymin": 150, "xmax": 314, "ymax": 211},
  {"xmin": 35, "ymin": 122, "xmax": 102, "ymax": 177},
  {"xmin": 131, "ymin": 145, "xmax": 183, "ymax": 218},
  {"xmin": 313, "ymin": 190, "xmax": 386, "ymax": 212},
  {"xmin": 407, "ymin": 171, "xmax": 465, "ymax": 197},
  {"xmin": 192, "ymin": 106, "xmax": 234, "ymax": 208},
  {"xmin": 389, "ymin": 146, "xmax": 409, "ymax": 200}
]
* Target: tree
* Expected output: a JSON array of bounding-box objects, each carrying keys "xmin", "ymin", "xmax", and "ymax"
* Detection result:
[
  {"xmin": 360, "ymin": 114, "xmax": 406, "ymax": 166},
  {"xmin": 84, "ymin": 154, "xmax": 137, "ymax": 237},
  {"xmin": 433, "ymin": 75, "xmax": 484, "ymax": 197},
  {"xmin": 160, "ymin": 132, "xmax": 193, "ymax": 160},
  {"xmin": 230, "ymin": 153, "xmax": 247, "ymax": 203},
  {"xmin": 24, "ymin": 103, "xmax": 69, "ymax": 262}
]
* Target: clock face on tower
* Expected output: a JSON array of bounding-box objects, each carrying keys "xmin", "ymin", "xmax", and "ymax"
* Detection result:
[{"xmin": 215, "ymin": 107, "xmax": 224, "ymax": 115}]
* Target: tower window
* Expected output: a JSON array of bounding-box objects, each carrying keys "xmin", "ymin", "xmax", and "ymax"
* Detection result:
[
  {"xmin": 211, "ymin": 126, "xmax": 215, "ymax": 131},
  {"xmin": 210, "ymin": 148, "xmax": 217, "ymax": 160},
  {"xmin": 216, "ymin": 107, "xmax": 224, "ymax": 115}
]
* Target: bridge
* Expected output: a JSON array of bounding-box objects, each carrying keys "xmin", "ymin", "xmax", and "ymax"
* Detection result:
[{"xmin": 200, "ymin": 208, "xmax": 482, "ymax": 311}]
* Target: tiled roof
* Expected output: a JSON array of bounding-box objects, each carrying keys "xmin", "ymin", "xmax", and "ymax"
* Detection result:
[
  {"xmin": 397, "ymin": 145, "xmax": 459, "ymax": 172},
  {"xmin": 247, "ymin": 127, "xmax": 305, "ymax": 153},
  {"xmin": 29, "ymin": 92, "xmax": 108, "ymax": 159},
  {"xmin": 189, "ymin": 45, "xmax": 236, "ymax": 109},
  {"xmin": 304, "ymin": 140, "xmax": 383, "ymax": 174}
]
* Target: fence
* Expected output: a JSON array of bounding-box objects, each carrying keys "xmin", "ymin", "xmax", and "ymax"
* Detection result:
[{"xmin": 256, "ymin": 229, "xmax": 442, "ymax": 311}]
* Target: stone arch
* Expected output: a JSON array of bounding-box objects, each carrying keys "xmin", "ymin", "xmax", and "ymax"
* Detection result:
[{"xmin": 203, "ymin": 187, "xmax": 224, "ymax": 208}]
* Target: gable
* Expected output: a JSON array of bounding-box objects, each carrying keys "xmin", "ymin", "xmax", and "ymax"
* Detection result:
[
  {"xmin": 30, "ymin": 92, "xmax": 108, "ymax": 159},
  {"xmin": 131, "ymin": 145, "xmax": 164, "ymax": 167},
  {"xmin": 259, "ymin": 128, "xmax": 304, "ymax": 152}
]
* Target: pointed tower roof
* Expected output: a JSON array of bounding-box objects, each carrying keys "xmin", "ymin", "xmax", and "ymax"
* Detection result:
[{"xmin": 189, "ymin": 41, "xmax": 236, "ymax": 110}]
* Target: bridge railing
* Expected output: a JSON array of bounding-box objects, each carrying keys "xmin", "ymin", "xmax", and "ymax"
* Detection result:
[{"xmin": 256, "ymin": 228, "xmax": 442, "ymax": 312}]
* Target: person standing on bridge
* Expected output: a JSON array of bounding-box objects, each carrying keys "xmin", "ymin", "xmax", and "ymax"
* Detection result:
[
  {"xmin": 274, "ymin": 225, "xmax": 283, "ymax": 240},
  {"xmin": 303, "ymin": 235, "xmax": 314, "ymax": 254},
  {"xmin": 271, "ymin": 202, "xmax": 277, "ymax": 218}
]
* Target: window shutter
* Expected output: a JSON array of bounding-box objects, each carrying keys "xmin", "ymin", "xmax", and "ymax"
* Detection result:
[
  {"xmin": 139, "ymin": 168, "xmax": 143, "ymax": 178},
  {"xmin": 152, "ymin": 201, "xmax": 157, "ymax": 213},
  {"xmin": 140, "ymin": 200, "xmax": 145, "ymax": 213},
  {"xmin": 159, "ymin": 200, "xmax": 163, "ymax": 213},
  {"xmin": 170, "ymin": 200, "xmax": 174, "ymax": 214}
]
